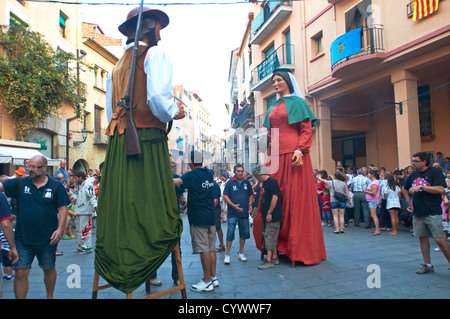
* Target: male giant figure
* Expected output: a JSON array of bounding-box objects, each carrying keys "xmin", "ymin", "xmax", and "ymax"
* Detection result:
[{"xmin": 94, "ymin": 6, "xmax": 185, "ymax": 294}]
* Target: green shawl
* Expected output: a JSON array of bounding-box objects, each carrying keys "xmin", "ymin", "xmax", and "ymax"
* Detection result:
[{"xmin": 263, "ymin": 96, "xmax": 318, "ymax": 128}]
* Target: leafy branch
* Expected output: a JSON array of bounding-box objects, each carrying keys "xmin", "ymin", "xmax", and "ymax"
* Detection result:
[{"xmin": 0, "ymin": 24, "xmax": 86, "ymax": 140}]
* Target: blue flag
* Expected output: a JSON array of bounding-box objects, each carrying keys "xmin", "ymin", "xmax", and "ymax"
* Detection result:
[{"xmin": 331, "ymin": 27, "xmax": 362, "ymax": 66}]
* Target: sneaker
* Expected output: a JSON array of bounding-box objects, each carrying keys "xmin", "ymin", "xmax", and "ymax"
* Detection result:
[
  {"xmin": 273, "ymin": 257, "xmax": 280, "ymax": 265},
  {"xmin": 224, "ymin": 255, "xmax": 231, "ymax": 264},
  {"xmin": 61, "ymin": 235, "xmax": 70, "ymax": 240},
  {"xmin": 237, "ymin": 252, "xmax": 247, "ymax": 262},
  {"xmin": 258, "ymin": 260, "xmax": 274, "ymax": 270},
  {"xmin": 191, "ymin": 280, "xmax": 213, "ymax": 292},
  {"xmin": 211, "ymin": 277, "xmax": 219, "ymax": 287},
  {"xmin": 149, "ymin": 278, "xmax": 162, "ymax": 286},
  {"xmin": 416, "ymin": 264, "xmax": 434, "ymax": 274}
]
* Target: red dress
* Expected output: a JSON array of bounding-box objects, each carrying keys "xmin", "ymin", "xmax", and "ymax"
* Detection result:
[{"xmin": 253, "ymin": 100, "xmax": 326, "ymax": 265}]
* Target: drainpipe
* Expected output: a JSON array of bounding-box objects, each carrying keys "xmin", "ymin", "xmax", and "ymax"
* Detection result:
[
  {"xmin": 66, "ymin": 49, "xmax": 87, "ymax": 168},
  {"xmin": 66, "ymin": 116, "xmax": 79, "ymax": 168}
]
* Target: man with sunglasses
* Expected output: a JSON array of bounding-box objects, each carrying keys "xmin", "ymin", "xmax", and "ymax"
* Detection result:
[
  {"xmin": 0, "ymin": 155, "xmax": 70, "ymax": 298},
  {"xmin": 403, "ymin": 152, "xmax": 450, "ymax": 274}
]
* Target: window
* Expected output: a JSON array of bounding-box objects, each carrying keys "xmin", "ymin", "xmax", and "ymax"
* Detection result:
[
  {"xmin": 10, "ymin": 13, "xmax": 28, "ymax": 28},
  {"xmin": 311, "ymin": 31, "xmax": 323, "ymax": 56},
  {"xmin": 345, "ymin": 0, "xmax": 371, "ymax": 32},
  {"xmin": 242, "ymin": 55, "xmax": 246, "ymax": 83},
  {"xmin": 265, "ymin": 94, "xmax": 277, "ymax": 113},
  {"xmin": 94, "ymin": 106, "xmax": 103, "ymax": 142},
  {"xmin": 59, "ymin": 11, "xmax": 68, "ymax": 38},
  {"xmin": 418, "ymin": 85, "xmax": 433, "ymax": 137},
  {"xmin": 263, "ymin": 42, "xmax": 275, "ymax": 59},
  {"xmin": 284, "ymin": 28, "xmax": 292, "ymax": 64}
]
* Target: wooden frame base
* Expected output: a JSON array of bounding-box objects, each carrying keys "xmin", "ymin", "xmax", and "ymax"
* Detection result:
[{"xmin": 92, "ymin": 243, "xmax": 187, "ymax": 299}]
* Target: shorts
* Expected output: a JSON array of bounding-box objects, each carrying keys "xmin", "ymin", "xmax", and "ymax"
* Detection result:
[
  {"xmin": 322, "ymin": 210, "xmax": 332, "ymax": 220},
  {"xmin": 14, "ymin": 239, "xmax": 57, "ymax": 270},
  {"xmin": 190, "ymin": 225, "xmax": 216, "ymax": 254},
  {"xmin": 1, "ymin": 250, "xmax": 12, "ymax": 267},
  {"xmin": 330, "ymin": 201, "xmax": 346, "ymax": 209},
  {"xmin": 413, "ymin": 214, "xmax": 444, "ymax": 238},
  {"xmin": 214, "ymin": 206, "xmax": 222, "ymax": 230},
  {"xmin": 368, "ymin": 201, "xmax": 379, "ymax": 209},
  {"xmin": 264, "ymin": 221, "xmax": 280, "ymax": 251},
  {"xmin": 226, "ymin": 216, "xmax": 250, "ymax": 242}
]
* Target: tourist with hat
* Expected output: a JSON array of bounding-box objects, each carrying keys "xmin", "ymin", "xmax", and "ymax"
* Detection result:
[
  {"xmin": 94, "ymin": 6, "xmax": 185, "ymax": 294},
  {"xmin": 14, "ymin": 167, "xmax": 27, "ymax": 178}
]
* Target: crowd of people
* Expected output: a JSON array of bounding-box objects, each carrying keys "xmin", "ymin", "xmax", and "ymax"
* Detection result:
[
  {"xmin": 314, "ymin": 155, "xmax": 449, "ymax": 239},
  {"xmin": 0, "ymin": 149, "xmax": 449, "ymax": 297}
]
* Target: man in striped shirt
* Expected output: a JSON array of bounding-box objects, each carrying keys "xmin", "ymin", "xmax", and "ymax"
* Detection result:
[{"xmin": 350, "ymin": 168, "xmax": 371, "ymax": 227}]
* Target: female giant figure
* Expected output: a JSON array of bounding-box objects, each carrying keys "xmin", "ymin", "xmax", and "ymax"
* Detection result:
[{"xmin": 254, "ymin": 70, "xmax": 326, "ymax": 266}]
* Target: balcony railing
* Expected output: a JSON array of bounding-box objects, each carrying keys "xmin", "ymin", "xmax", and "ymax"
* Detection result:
[
  {"xmin": 94, "ymin": 128, "xmax": 108, "ymax": 145},
  {"xmin": 231, "ymin": 102, "xmax": 255, "ymax": 129},
  {"xmin": 251, "ymin": 44, "xmax": 295, "ymax": 91},
  {"xmin": 250, "ymin": 1, "xmax": 292, "ymax": 45},
  {"xmin": 331, "ymin": 25, "xmax": 385, "ymax": 71}
]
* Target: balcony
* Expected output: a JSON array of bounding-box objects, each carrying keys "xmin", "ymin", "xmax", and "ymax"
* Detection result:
[
  {"xmin": 93, "ymin": 128, "xmax": 108, "ymax": 146},
  {"xmin": 230, "ymin": 77, "xmax": 238, "ymax": 101},
  {"xmin": 250, "ymin": 1, "xmax": 293, "ymax": 45},
  {"xmin": 231, "ymin": 101, "xmax": 255, "ymax": 129},
  {"xmin": 251, "ymin": 44, "xmax": 295, "ymax": 91},
  {"xmin": 331, "ymin": 25, "xmax": 385, "ymax": 78}
]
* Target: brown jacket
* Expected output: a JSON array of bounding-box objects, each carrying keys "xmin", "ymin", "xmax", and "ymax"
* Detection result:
[{"xmin": 105, "ymin": 45, "xmax": 166, "ymax": 136}]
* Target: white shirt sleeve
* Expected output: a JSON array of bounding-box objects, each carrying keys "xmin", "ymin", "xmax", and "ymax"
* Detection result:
[
  {"xmin": 144, "ymin": 46, "xmax": 179, "ymax": 123},
  {"xmin": 106, "ymin": 71, "xmax": 113, "ymax": 123}
]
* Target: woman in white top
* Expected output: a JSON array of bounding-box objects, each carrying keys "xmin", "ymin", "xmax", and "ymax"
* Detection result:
[{"xmin": 382, "ymin": 174, "xmax": 401, "ymax": 235}]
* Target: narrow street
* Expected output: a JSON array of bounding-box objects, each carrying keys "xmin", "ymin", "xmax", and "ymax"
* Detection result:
[{"xmin": 1, "ymin": 213, "xmax": 448, "ymax": 300}]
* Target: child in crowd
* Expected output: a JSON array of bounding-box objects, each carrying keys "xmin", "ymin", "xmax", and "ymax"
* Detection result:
[
  {"xmin": 0, "ymin": 214, "xmax": 16, "ymax": 280},
  {"xmin": 382, "ymin": 174, "xmax": 401, "ymax": 235},
  {"xmin": 252, "ymin": 164, "xmax": 282, "ymax": 270},
  {"xmin": 436, "ymin": 190, "xmax": 449, "ymax": 251},
  {"xmin": 322, "ymin": 189, "xmax": 332, "ymax": 227}
]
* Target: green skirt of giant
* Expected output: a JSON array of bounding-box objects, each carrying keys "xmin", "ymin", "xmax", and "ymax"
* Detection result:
[{"xmin": 94, "ymin": 128, "xmax": 183, "ymax": 294}]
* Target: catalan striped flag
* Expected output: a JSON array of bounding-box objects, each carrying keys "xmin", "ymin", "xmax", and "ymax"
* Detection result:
[{"xmin": 412, "ymin": 0, "xmax": 440, "ymax": 21}]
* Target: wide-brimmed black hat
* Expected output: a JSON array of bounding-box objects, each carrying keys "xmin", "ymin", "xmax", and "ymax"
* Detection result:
[{"xmin": 118, "ymin": 6, "xmax": 169, "ymax": 36}]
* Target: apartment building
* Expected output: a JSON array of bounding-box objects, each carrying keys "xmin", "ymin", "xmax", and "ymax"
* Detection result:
[
  {"xmin": 245, "ymin": 0, "xmax": 449, "ymax": 173},
  {"xmin": 171, "ymin": 86, "xmax": 213, "ymax": 173},
  {"xmin": 0, "ymin": 0, "xmax": 122, "ymax": 174},
  {"xmin": 0, "ymin": 0, "xmax": 83, "ymax": 174}
]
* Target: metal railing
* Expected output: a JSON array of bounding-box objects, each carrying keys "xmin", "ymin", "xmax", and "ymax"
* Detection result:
[
  {"xmin": 331, "ymin": 25, "xmax": 385, "ymax": 70},
  {"xmin": 251, "ymin": 1, "xmax": 292, "ymax": 35},
  {"xmin": 251, "ymin": 44, "xmax": 295, "ymax": 88}
]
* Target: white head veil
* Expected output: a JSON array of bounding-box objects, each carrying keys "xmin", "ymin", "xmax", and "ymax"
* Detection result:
[
  {"xmin": 273, "ymin": 70, "xmax": 303, "ymax": 99},
  {"xmin": 287, "ymin": 72, "xmax": 303, "ymax": 98}
]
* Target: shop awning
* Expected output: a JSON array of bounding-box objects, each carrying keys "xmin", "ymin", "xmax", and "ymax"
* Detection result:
[{"xmin": 0, "ymin": 146, "xmax": 60, "ymax": 166}]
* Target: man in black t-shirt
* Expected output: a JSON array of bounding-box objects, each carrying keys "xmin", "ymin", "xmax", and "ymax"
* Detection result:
[
  {"xmin": 252, "ymin": 164, "xmax": 282, "ymax": 270},
  {"xmin": 0, "ymin": 155, "xmax": 70, "ymax": 298},
  {"xmin": 174, "ymin": 151, "xmax": 217, "ymax": 292},
  {"xmin": 402, "ymin": 152, "xmax": 450, "ymax": 274}
]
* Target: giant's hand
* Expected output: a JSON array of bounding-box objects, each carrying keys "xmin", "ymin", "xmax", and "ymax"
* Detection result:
[
  {"xmin": 292, "ymin": 152, "xmax": 303, "ymax": 167},
  {"xmin": 174, "ymin": 102, "xmax": 185, "ymax": 120}
]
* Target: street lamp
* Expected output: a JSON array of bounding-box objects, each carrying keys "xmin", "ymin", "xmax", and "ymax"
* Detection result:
[{"xmin": 73, "ymin": 129, "xmax": 89, "ymax": 147}]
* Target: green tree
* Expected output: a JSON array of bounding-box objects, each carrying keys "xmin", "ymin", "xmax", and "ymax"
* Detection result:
[{"xmin": 0, "ymin": 24, "xmax": 86, "ymax": 140}]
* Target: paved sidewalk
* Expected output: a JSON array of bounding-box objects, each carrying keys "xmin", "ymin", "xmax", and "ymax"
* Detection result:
[{"xmin": 0, "ymin": 214, "xmax": 449, "ymax": 299}]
